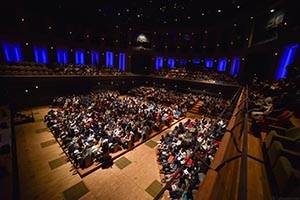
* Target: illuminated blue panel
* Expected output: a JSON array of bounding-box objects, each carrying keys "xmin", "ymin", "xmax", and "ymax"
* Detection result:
[
  {"xmin": 119, "ymin": 53, "xmax": 126, "ymax": 71},
  {"xmin": 180, "ymin": 59, "xmax": 187, "ymax": 65},
  {"xmin": 276, "ymin": 43, "xmax": 299, "ymax": 80},
  {"xmin": 155, "ymin": 56, "xmax": 163, "ymax": 70},
  {"xmin": 34, "ymin": 46, "xmax": 48, "ymax": 64},
  {"xmin": 167, "ymin": 58, "xmax": 175, "ymax": 69},
  {"xmin": 218, "ymin": 58, "xmax": 227, "ymax": 72},
  {"xmin": 106, "ymin": 51, "xmax": 113, "ymax": 66},
  {"xmin": 57, "ymin": 49, "xmax": 68, "ymax": 64},
  {"xmin": 192, "ymin": 59, "xmax": 201, "ymax": 64},
  {"xmin": 205, "ymin": 59, "xmax": 213, "ymax": 68},
  {"xmin": 230, "ymin": 57, "xmax": 241, "ymax": 76},
  {"xmin": 75, "ymin": 50, "xmax": 85, "ymax": 64},
  {"xmin": 1, "ymin": 42, "xmax": 23, "ymax": 62},
  {"xmin": 91, "ymin": 51, "xmax": 99, "ymax": 66}
]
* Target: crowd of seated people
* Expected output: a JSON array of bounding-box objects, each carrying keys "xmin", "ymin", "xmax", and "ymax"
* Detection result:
[
  {"xmin": 129, "ymin": 86, "xmax": 202, "ymax": 115},
  {"xmin": 52, "ymin": 64, "xmax": 126, "ymax": 76},
  {"xmin": 156, "ymin": 117, "xmax": 227, "ymax": 199},
  {"xmin": 250, "ymin": 75, "xmax": 299, "ymax": 111},
  {"xmin": 44, "ymin": 90, "xmax": 187, "ymax": 171},
  {"xmin": 249, "ymin": 75, "xmax": 300, "ymax": 132},
  {"xmin": 197, "ymin": 94, "xmax": 230, "ymax": 118},
  {"xmin": 154, "ymin": 66, "xmax": 237, "ymax": 85},
  {"xmin": 0, "ymin": 62, "xmax": 127, "ymax": 76}
]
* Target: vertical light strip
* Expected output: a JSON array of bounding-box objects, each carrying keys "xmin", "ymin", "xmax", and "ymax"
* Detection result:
[
  {"xmin": 57, "ymin": 49, "xmax": 68, "ymax": 64},
  {"xmin": 34, "ymin": 47, "xmax": 48, "ymax": 64},
  {"xmin": 2, "ymin": 42, "xmax": 23, "ymax": 62},
  {"xmin": 192, "ymin": 59, "xmax": 200, "ymax": 64},
  {"xmin": 75, "ymin": 50, "xmax": 85, "ymax": 64},
  {"xmin": 15, "ymin": 46, "xmax": 20, "ymax": 61},
  {"xmin": 91, "ymin": 51, "xmax": 99, "ymax": 66},
  {"xmin": 156, "ymin": 56, "xmax": 163, "ymax": 70},
  {"xmin": 205, "ymin": 59, "xmax": 213, "ymax": 68},
  {"xmin": 2, "ymin": 43, "xmax": 10, "ymax": 61},
  {"xmin": 42, "ymin": 48, "xmax": 48, "ymax": 64},
  {"xmin": 168, "ymin": 58, "xmax": 175, "ymax": 68},
  {"xmin": 81, "ymin": 51, "xmax": 84, "ymax": 64},
  {"xmin": 276, "ymin": 43, "xmax": 299, "ymax": 80},
  {"xmin": 218, "ymin": 58, "xmax": 227, "ymax": 72},
  {"xmin": 119, "ymin": 53, "xmax": 125, "ymax": 71},
  {"xmin": 106, "ymin": 51, "xmax": 113, "ymax": 66},
  {"xmin": 230, "ymin": 57, "xmax": 241, "ymax": 75},
  {"xmin": 34, "ymin": 47, "xmax": 39, "ymax": 63},
  {"xmin": 63, "ymin": 50, "xmax": 67, "ymax": 64},
  {"xmin": 180, "ymin": 59, "xmax": 187, "ymax": 66}
]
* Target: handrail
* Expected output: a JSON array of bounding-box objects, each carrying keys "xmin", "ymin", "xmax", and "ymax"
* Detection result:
[{"xmin": 238, "ymin": 85, "xmax": 249, "ymax": 200}]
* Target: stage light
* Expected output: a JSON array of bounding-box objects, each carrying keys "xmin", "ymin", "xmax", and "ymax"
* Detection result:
[
  {"xmin": 35, "ymin": 86, "xmax": 38, "ymax": 89},
  {"xmin": 48, "ymin": 26, "xmax": 52, "ymax": 30},
  {"xmin": 237, "ymin": 5, "xmax": 240, "ymax": 9},
  {"xmin": 25, "ymin": 89, "xmax": 29, "ymax": 93},
  {"xmin": 21, "ymin": 18, "xmax": 25, "ymax": 22},
  {"xmin": 275, "ymin": 52, "xmax": 278, "ymax": 55},
  {"xmin": 201, "ymin": 13, "xmax": 205, "ymax": 16},
  {"xmin": 270, "ymin": 9, "xmax": 275, "ymax": 13},
  {"xmin": 25, "ymin": 42, "xmax": 29, "ymax": 46},
  {"xmin": 218, "ymin": 9, "xmax": 221, "ymax": 13}
]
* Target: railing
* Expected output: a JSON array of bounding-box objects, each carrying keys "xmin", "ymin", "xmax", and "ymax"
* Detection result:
[{"xmin": 196, "ymin": 86, "xmax": 249, "ymax": 200}]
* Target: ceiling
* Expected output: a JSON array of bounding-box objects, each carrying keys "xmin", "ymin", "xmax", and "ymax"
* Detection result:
[{"xmin": 1, "ymin": 0, "xmax": 281, "ymax": 34}]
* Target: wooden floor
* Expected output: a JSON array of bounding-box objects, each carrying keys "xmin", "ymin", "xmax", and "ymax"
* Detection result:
[{"xmin": 13, "ymin": 105, "xmax": 299, "ymax": 200}]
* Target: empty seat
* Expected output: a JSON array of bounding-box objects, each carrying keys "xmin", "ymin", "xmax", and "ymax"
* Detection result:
[
  {"xmin": 264, "ymin": 126, "xmax": 300, "ymax": 151},
  {"xmin": 267, "ymin": 141, "xmax": 300, "ymax": 169},
  {"xmin": 272, "ymin": 156, "xmax": 300, "ymax": 197}
]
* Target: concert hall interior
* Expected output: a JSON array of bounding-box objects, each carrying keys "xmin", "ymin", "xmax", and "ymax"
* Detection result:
[{"xmin": 0, "ymin": 0, "xmax": 300, "ymax": 199}]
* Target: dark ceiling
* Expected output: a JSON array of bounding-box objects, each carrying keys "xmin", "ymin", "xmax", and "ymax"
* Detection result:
[{"xmin": 1, "ymin": 0, "xmax": 282, "ymax": 33}]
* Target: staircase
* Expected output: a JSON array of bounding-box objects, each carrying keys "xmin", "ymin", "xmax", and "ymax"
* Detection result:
[{"xmin": 189, "ymin": 101, "xmax": 204, "ymax": 114}]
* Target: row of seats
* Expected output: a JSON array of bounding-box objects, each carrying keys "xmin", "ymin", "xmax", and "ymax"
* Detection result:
[{"xmin": 263, "ymin": 125, "xmax": 300, "ymax": 197}]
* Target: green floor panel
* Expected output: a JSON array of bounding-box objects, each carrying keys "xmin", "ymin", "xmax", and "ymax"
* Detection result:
[
  {"xmin": 49, "ymin": 156, "xmax": 68, "ymax": 170},
  {"xmin": 114, "ymin": 156, "xmax": 132, "ymax": 170},
  {"xmin": 63, "ymin": 181, "xmax": 89, "ymax": 200}
]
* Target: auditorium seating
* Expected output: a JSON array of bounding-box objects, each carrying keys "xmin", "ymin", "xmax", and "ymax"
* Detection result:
[
  {"xmin": 266, "ymin": 141, "xmax": 300, "ymax": 169},
  {"xmin": 272, "ymin": 156, "xmax": 300, "ymax": 197},
  {"xmin": 263, "ymin": 126, "xmax": 300, "ymax": 152}
]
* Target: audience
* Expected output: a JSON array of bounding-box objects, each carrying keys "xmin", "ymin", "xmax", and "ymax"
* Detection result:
[
  {"xmin": 45, "ymin": 90, "xmax": 186, "ymax": 171},
  {"xmin": 156, "ymin": 117, "xmax": 227, "ymax": 199},
  {"xmin": 154, "ymin": 66, "xmax": 238, "ymax": 85},
  {"xmin": 0, "ymin": 62, "xmax": 127, "ymax": 76}
]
